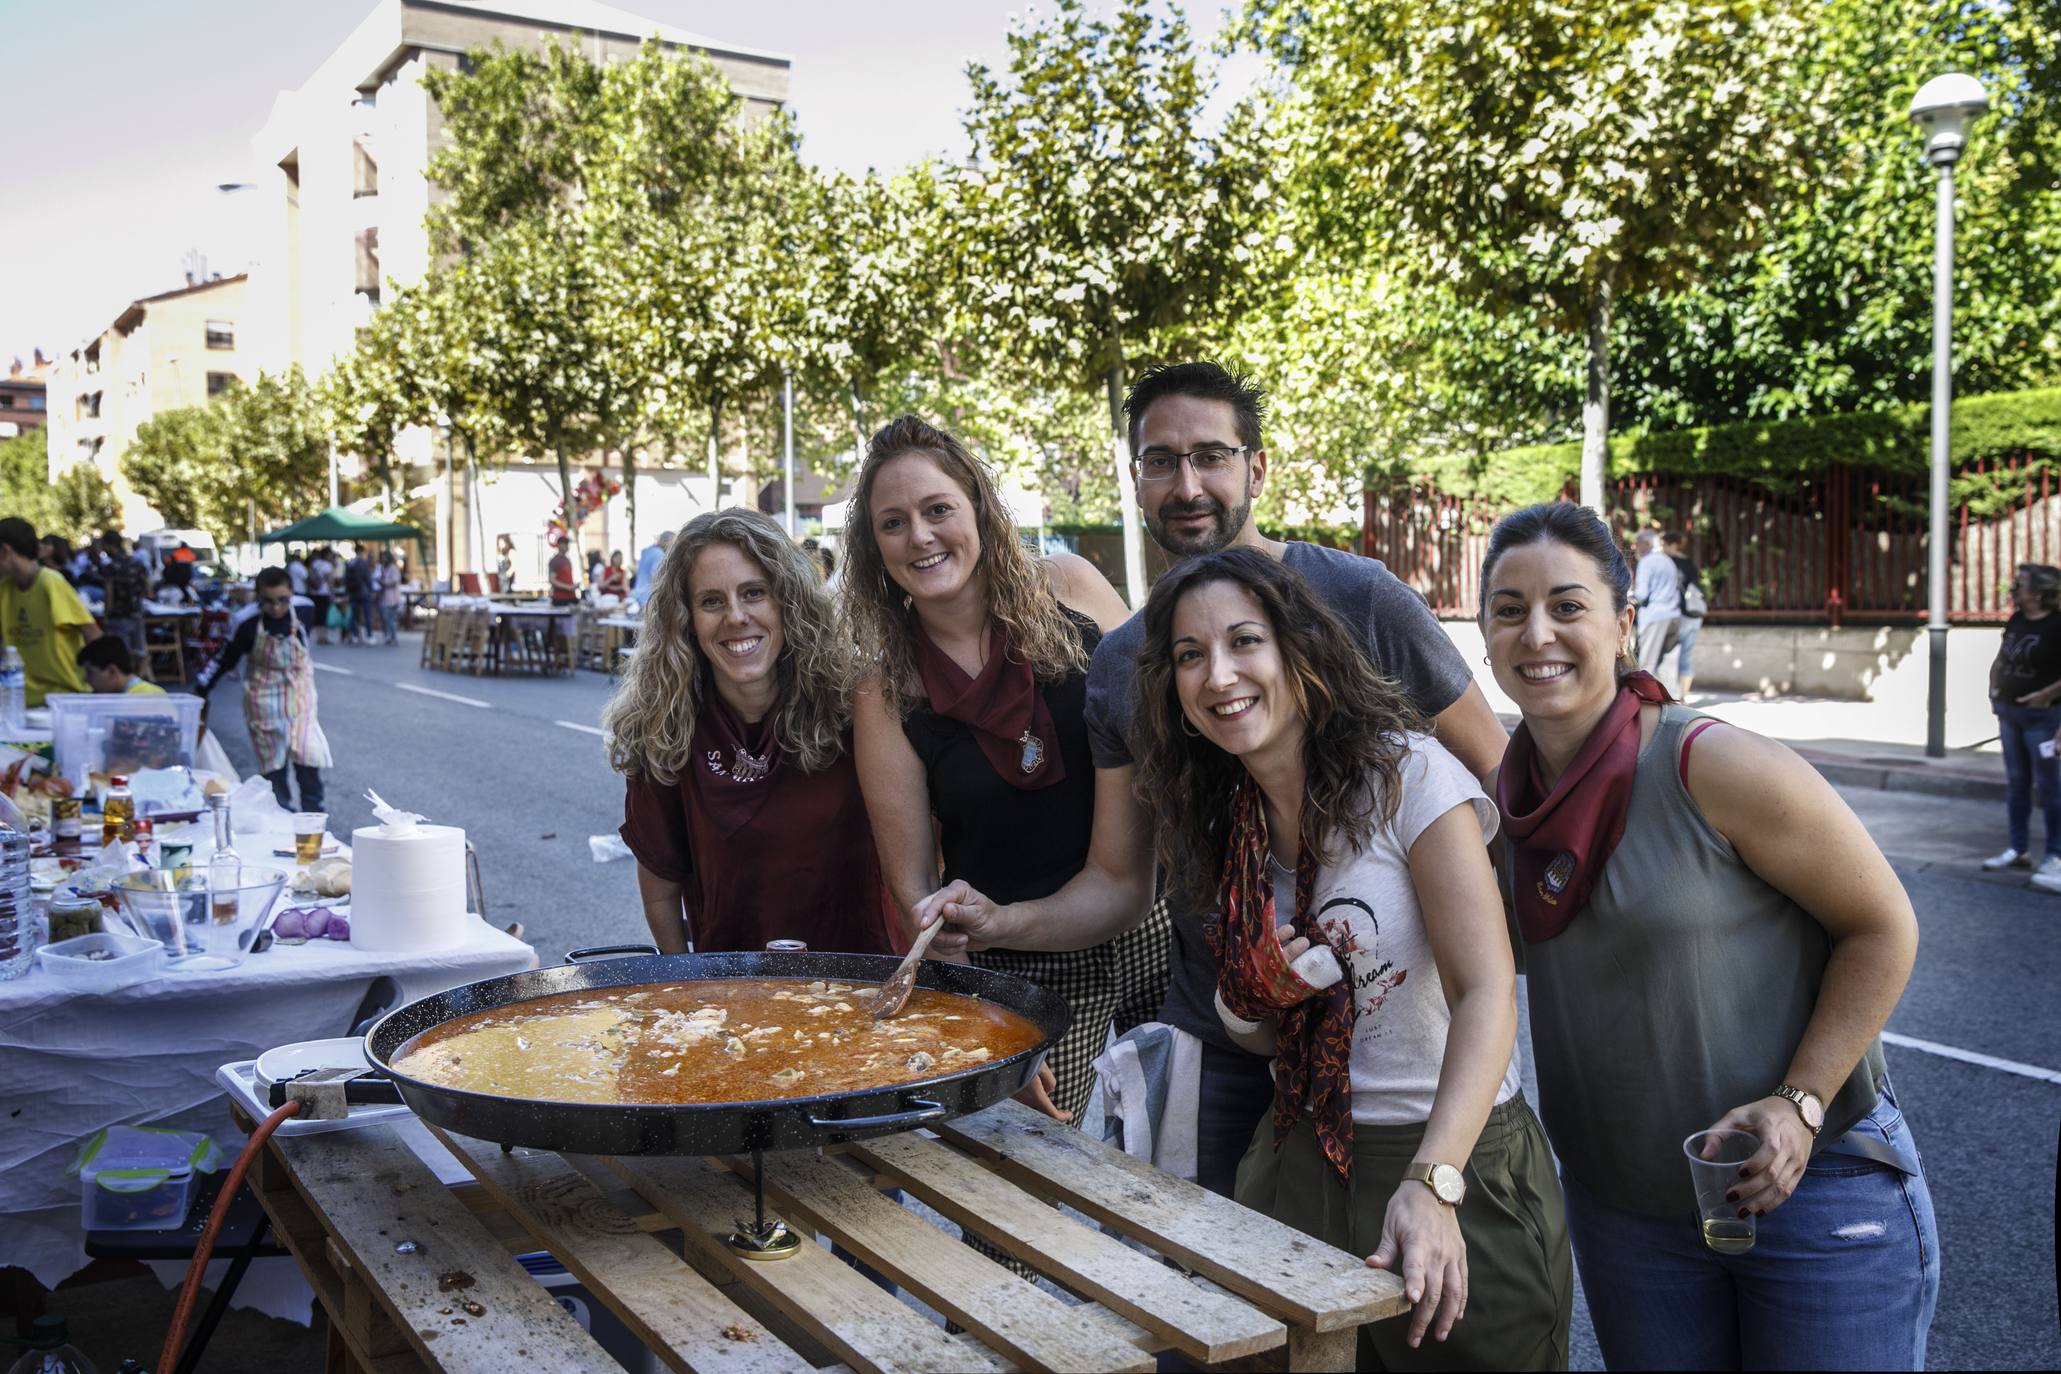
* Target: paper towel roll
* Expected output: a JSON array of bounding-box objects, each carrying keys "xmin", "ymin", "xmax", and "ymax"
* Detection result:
[{"xmin": 348, "ymin": 823, "xmax": 468, "ymax": 952}]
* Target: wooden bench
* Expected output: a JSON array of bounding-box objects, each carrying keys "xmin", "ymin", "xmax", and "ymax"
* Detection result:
[{"xmin": 234, "ymin": 1098, "xmax": 1406, "ymax": 1373}]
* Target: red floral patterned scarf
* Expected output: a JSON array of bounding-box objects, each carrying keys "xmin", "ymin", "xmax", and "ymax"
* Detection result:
[{"xmin": 1212, "ymin": 776, "xmax": 1358, "ymax": 1183}]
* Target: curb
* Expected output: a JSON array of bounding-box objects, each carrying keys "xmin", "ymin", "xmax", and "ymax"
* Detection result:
[{"xmin": 1800, "ymin": 754, "xmax": 2006, "ymax": 804}]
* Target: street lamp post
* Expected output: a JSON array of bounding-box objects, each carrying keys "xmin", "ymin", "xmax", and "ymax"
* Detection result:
[{"xmin": 1909, "ymin": 73, "xmax": 1988, "ymax": 759}]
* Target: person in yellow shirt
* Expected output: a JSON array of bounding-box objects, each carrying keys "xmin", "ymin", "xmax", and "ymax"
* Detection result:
[
  {"xmin": 77, "ymin": 637, "xmax": 165, "ymax": 695},
  {"xmin": 0, "ymin": 517, "xmax": 100, "ymax": 704}
]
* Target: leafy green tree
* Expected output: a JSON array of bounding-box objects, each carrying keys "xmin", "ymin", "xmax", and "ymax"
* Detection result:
[
  {"xmin": 51, "ymin": 463, "xmax": 121, "ymax": 545},
  {"xmin": 1612, "ymin": 0, "xmax": 2061, "ymax": 428},
  {"xmin": 1, "ymin": 427, "xmax": 62, "ymax": 537},
  {"xmin": 957, "ymin": 0, "xmax": 1268, "ymax": 601},
  {"xmin": 221, "ymin": 368, "xmax": 331, "ymax": 536},
  {"xmin": 121, "ymin": 407, "xmax": 229, "ymax": 532},
  {"xmin": 1250, "ymin": 0, "xmax": 1833, "ymax": 509}
]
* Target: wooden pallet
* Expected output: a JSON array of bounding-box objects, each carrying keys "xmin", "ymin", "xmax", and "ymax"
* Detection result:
[{"xmin": 238, "ymin": 1099, "xmax": 1408, "ymax": 1374}]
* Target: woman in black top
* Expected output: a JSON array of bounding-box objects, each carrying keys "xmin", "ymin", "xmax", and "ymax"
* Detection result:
[
  {"xmin": 848, "ymin": 416, "xmax": 1151, "ymax": 1124},
  {"xmin": 1985, "ymin": 563, "xmax": 2061, "ymax": 888}
]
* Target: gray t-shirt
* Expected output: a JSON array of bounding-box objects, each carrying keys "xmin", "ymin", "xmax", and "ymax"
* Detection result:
[{"xmin": 1083, "ymin": 541, "xmax": 1479, "ymax": 1049}]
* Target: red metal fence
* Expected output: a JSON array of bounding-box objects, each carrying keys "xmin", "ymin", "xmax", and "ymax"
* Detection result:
[{"xmin": 1362, "ymin": 454, "xmax": 2058, "ymax": 624}]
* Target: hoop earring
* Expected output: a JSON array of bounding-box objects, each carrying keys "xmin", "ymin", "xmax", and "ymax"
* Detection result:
[{"xmin": 1180, "ymin": 715, "xmax": 1201, "ymax": 738}]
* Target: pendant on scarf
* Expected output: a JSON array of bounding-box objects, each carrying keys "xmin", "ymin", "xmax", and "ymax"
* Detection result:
[
  {"xmin": 1537, "ymin": 850, "xmax": 1576, "ymax": 906},
  {"xmin": 704, "ymin": 747, "xmax": 771, "ymax": 783},
  {"xmin": 1017, "ymin": 729, "xmax": 1046, "ymax": 775}
]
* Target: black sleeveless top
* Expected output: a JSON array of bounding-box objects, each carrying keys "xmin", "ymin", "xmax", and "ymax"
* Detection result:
[{"xmin": 901, "ymin": 610, "xmax": 1101, "ymax": 906}]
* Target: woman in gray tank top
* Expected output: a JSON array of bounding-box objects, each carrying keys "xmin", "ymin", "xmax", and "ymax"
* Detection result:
[{"xmin": 1479, "ymin": 503, "xmax": 1938, "ymax": 1371}]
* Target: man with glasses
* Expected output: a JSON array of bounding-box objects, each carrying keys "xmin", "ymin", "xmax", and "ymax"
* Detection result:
[
  {"xmin": 914, "ymin": 360, "xmax": 1508, "ymax": 1197},
  {"xmin": 195, "ymin": 566, "xmax": 332, "ymax": 810}
]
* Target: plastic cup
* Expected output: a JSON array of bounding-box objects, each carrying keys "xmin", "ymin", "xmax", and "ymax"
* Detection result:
[
  {"xmin": 1683, "ymin": 1128, "xmax": 1759, "ymax": 1253},
  {"xmin": 292, "ymin": 813, "xmax": 328, "ymax": 865}
]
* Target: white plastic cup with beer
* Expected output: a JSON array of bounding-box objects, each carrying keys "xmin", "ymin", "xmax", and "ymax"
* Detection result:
[
  {"xmin": 1683, "ymin": 1128, "xmax": 1760, "ymax": 1253},
  {"xmin": 291, "ymin": 812, "xmax": 329, "ymax": 867}
]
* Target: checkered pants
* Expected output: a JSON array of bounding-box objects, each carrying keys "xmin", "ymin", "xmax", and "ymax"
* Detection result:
[{"xmin": 971, "ymin": 899, "xmax": 1173, "ymax": 1123}]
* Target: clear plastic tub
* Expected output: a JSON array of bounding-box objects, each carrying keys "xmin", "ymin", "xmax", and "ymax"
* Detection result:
[
  {"xmin": 45, "ymin": 692, "xmax": 203, "ymax": 799},
  {"xmin": 36, "ymin": 931, "xmax": 164, "ymax": 989},
  {"xmin": 69, "ymin": 1125, "xmax": 221, "ymax": 1232}
]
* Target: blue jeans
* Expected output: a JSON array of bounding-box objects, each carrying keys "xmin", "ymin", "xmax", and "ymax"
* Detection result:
[
  {"xmin": 378, "ymin": 602, "xmax": 398, "ymax": 642},
  {"xmin": 1995, "ymin": 700, "xmax": 2061, "ymax": 857},
  {"xmin": 1194, "ymin": 1040, "xmax": 1275, "ymax": 1200},
  {"xmin": 1676, "ymin": 616, "xmax": 1702, "ymax": 678},
  {"xmin": 1562, "ymin": 1083, "xmax": 1938, "ymax": 1370}
]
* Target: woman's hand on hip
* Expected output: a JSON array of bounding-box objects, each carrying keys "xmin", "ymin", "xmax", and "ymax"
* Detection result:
[
  {"xmin": 1367, "ymin": 1181, "xmax": 1468, "ymax": 1348},
  {"xmin": 1012, "ymin": 1062, "xmax": 1070, "ymax": 1122},
  {"xmin": 1707, "ymin": 1096, "xmax": 1814, "ymax": 1215}
]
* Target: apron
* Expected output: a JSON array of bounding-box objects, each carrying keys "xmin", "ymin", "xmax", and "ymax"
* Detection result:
[{"xmin": 243, "ymin": 623, "xmax": 333, "ymax": 772}]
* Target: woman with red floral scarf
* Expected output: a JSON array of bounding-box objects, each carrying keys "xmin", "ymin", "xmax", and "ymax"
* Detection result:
[{"xmin": 1132, "ymin": 548, "xmax": 1570, "ymax": 1370}]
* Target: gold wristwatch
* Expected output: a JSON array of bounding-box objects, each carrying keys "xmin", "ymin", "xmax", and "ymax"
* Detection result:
[
  {"xmin": 1403, "ymin": 1161, "xmax": 1466, "ymax": 1207},
  {"xmin": 1772, "ymin": 1083, "xmax": 1825, "ymax": 1137}
]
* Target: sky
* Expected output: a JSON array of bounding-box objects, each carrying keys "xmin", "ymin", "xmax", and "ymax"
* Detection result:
[{"xmin": 0, "ymin": 0, "xmax": 1241, "ymax": 366}]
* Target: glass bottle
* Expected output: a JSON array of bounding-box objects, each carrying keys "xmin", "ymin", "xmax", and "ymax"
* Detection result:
[
  {"xmin": 100, "ymin": 776, "xmax": 134, "ymax": 847},
  {"xmin": 208, "ymin": 794, "xmax": 241, "ymax": 924}
]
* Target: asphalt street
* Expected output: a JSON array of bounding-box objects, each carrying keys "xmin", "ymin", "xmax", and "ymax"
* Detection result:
[{"xmin": 202, "ymin": 631, "xmax": 2061, "ymax": 1369}]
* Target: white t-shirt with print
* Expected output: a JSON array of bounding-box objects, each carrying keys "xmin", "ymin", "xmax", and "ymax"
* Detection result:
[{"xmin": 1271, "ymin": 735, "xmax": 1520, "ymax": 1126}]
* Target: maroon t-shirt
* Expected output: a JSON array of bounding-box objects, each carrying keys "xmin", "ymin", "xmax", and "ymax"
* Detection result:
[
  {"xmin": 548, "ymin": 552, "xmax": 577, "ymax": 604},
  {"xmin": 619, "ymin": 728, "xmax": 900, "ymax": 955}
]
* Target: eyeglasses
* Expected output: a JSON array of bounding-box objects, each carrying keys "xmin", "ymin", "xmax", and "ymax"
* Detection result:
[
  {"xmin": 1135, "ymin": 446, "xmax": 1251, "ymax": 483},
  {"xmin": 259, "ymin": 596, "xmax": 293, "ymax": 609}
]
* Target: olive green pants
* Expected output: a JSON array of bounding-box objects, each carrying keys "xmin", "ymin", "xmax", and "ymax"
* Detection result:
[{"xmin": 1236, "ymin": 1096, "xmax": 1573, "ymax": 1372}]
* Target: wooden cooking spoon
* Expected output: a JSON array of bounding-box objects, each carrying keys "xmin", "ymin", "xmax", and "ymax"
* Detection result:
[{"xmin": 872, "ymin": 916, "xmax": 944, "ymax": 1020}]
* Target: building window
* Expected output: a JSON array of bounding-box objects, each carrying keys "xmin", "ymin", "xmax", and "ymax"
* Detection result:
[
  {"xmin": 353, "ymin": 140, "xmax": 379, "ymax": 198},
  {"xmin": 207, "ymin": 372, "xmax": 236, "ymax": 397},
  {"xmin": 82, "ymin": 392, "xmax": 101, "ymax": 420},
  {"xmin": 0, "ymin": 395, "xmax": 13, "ymax": 408},
  {"xmin": 28, "ymin": 394, "xmax": 42, "ymax": 410},
  {"xmin": 354, "ymin": 227, "xmax": 381, "ymax": 302},
  {"xmin": 205, "ymin": 320, "xmax": 235, "ymax": 349}
]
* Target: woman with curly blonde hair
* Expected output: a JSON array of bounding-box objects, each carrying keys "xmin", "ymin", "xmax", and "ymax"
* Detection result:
[
  {"xmin": 606, "ymin": 508, "xmax": 898, "ymax": 955},
  {"xmin": 847, "ymin": 415, "xmax": 1156, "ymax": 1125}
]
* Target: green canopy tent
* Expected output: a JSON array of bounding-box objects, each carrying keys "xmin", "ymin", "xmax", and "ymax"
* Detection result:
[{"xmin": 258, "ymin": 507, "xmax": 425, "ymax": 546}]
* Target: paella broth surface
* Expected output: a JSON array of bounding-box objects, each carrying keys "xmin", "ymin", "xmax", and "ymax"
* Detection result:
[{"xmin": 392, "ymin": 977, "xmax": 1042, "ymax": 1105}]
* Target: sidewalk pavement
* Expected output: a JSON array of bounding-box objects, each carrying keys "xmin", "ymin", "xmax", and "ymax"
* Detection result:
[
  {"xmin": 1492, "ymin": 690, "xmax": 2010, "ymax": 803},
  {"xmin": 1688, "ymin": 690, "xmax": 2007, "ymax": 803}
]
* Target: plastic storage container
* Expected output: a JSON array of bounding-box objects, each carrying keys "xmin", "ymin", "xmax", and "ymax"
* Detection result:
[
  {"xmin": 68, "ymin": 1125, "xmax": 221, "ymax": 1232},
  {"xmin": 0, "ymin": 790, "xmax": 33, "ymax": 982},
  {"xmin": 46, "ymin": 692, "xmax": 204, "ymax": 799},
  {"xmin": 36, "ymin": 931, "xmax": 165, "ymax": 989}
]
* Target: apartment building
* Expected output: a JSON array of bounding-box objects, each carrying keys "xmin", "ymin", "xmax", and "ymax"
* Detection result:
[
  {"xmin": 0, "ymin": 353, "xmax": 51, "ymax": 439},
  {"xmin": 247, "ymin": 0, "xmax": 790, "ymax": 379},
  {"xmin": 43, "ymin": 275, "xmax": 251, "ymax": 528},
  {"xmin": 243, "ymin": 0, "xmax": 790, "ymax": 576}
]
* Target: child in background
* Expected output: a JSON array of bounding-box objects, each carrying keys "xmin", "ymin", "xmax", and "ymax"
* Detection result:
[
  {"xmin": 77, "ymin": 637, "xmax": 166, "ymax": 695},
  {"xmin": 194, "ymin": 566, "xmax": 330, "ymax": 810}
]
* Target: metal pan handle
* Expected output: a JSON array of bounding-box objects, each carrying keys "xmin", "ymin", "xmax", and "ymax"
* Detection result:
[
  {"xmin": 808, "ymin": 1098, "xmax": 947, "ymax": 1133},
  {"xmin": 564, "ymin": 943, "xmax": 661, "ymax": 964}
]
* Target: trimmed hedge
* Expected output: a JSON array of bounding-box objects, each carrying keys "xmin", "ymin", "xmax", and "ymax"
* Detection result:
[{"xmin": 1402, "ymin": 386, "xmax": 2061, "ymax": 508}]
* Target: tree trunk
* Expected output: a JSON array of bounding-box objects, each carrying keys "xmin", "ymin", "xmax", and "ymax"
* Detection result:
[
  {"xmin": 1106, "ymin": 352, "xmax": 1146, "ymax": 608},
  {"xmin": 849, "ymin": 378, "xmax": 867, "ymax": 469},
  {"xmin": 465, "ymin": 430, "xmax": 486, "ymax": 578},
  {"xmin": 441, "ymin": 428, "xmax": 457, "ymax": 584},
  {"xmin": 1579, "ymin": 268, "xmax": 1616, "ymax": 514},
  {"xmin": 622, "ymin": 442, "xmax": 637, "ymax": 556},
  {"xmin": 554, "ymin": 447, "xmax": 578, "ymax": 549},
  {"xmin": 706, "ymin": 400, "xmax": 723, "ymax": 510}
]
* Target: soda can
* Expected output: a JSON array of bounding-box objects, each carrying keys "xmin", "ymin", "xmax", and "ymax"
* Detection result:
[{"xmin": 764, "ymin": 939, "xmax": 808, "ymax": 953}]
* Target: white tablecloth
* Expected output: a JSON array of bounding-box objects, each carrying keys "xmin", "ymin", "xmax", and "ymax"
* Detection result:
[{"xmin": 0, "ymin": 918, "xmax": 538, "ymax": 1286}]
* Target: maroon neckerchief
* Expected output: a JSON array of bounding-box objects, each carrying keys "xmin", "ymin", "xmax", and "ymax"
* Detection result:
[
  {"xmin": 910, "ymin": 618, "xmax": 1066, "ymax": 790},
  {"xmin": 1496, "ymin": 671, "xmax": 1672, "ymax": 943},
  {"xmin": 1212, "ymin": 776, "xmax": 1357, "ymax": 1183},
  {"xmin": 684, "ymin": 688, "xmax": 781, "ymax": 838}
]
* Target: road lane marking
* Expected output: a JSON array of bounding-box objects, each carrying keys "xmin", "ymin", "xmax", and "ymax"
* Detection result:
[
  {"xmin": 555, "ymin": 720, "xmax": 606, "ymax": 737},
  {"xmin": 312, "ymin": 663, "xmax": 354, "ymax": 675},
  {"xmin": 395, "ymin": 682, "xmax": 490, "ymax": 708},
  {"xmin": 1883, "ymin": 1031, "xmax": 2061, "ymax": 1086}
]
